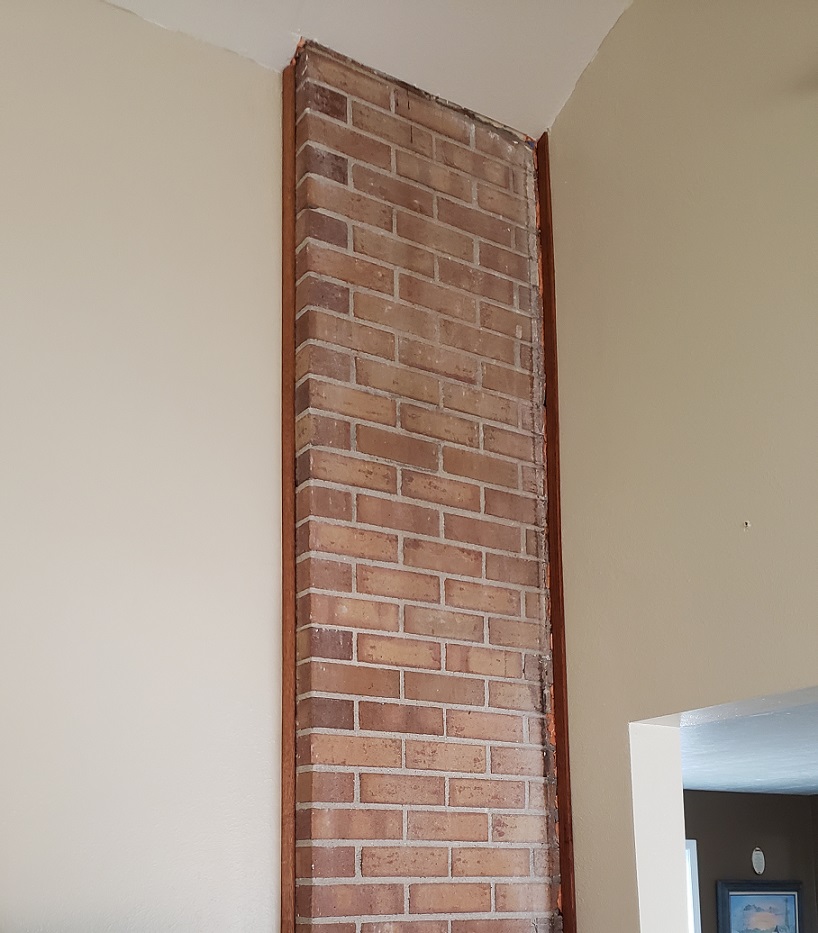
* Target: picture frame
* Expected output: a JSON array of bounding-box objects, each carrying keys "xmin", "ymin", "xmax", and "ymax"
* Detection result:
[{"xmin": 716, "ymin": 880, "xmax": 802, "ymax": 933}]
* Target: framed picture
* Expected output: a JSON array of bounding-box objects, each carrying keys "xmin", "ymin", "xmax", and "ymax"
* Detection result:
[{"xmin": 717, "ymin": 880, "xmax": 802, "ymax": 933}]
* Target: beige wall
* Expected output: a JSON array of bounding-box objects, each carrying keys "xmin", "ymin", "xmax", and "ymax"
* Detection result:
[
  {"xmin": 0, "ymin": 2, "xmax": 281, "ymax": 929},
  {"xmin": 550, "ymin": 0, "xmax": 818, "ymax": 929}
]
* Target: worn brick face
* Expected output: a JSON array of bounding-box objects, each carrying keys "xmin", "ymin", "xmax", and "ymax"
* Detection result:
[{"xmin": 293, "ymin": 42, "xmax": 556, "ymax": 930}]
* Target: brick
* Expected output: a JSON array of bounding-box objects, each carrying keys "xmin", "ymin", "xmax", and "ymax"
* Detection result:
[
  {"xmin": 358, "ymin": 633, "xmax": 441, "ymax": 670},
  {"xmin": 364, "ymin": 924, "xmax": 448, "ymax": 933},
  {"xmin": 444, "ymin": 514, "xmax": 519, "ymax": 552},
  {"xmin": 298, "ymin": 175, "xmax": 392, "ymax": 231},
  {"xmin": 442, "ymin": 383, "xmax": 518, "ymax": 426},
  {"xmin": 297, "ymin": 695, "xmax": 355, "ymax": 730},
  {"xmin": 295, "ymin": 413, "xmax": 351, "ymax": 453},
  {"xmin": 351, "ymin": 100, "xmax": 433, "ymax": 155},
  {"xmin": 302, "ymin": 50, "xmax": 392, "ymax": 108},
  {"xmin": 528, "ymin": 779, "xmax": 554, "ymax": 811},
  {"xmin": 452, "ymin": 847, "xmax": 530, "ymax": 878},
  {"xmin": 300, "ymin": 734, "xmax": 402, "ymax": 769},
  {"xmin": 296, "ymin": 113, "xmax": 391, "ymax": 170},
  {"xmin": 358, "ymin": 566, "xmax": 440, "ymax": 603},
  {"xmin": 486, "ymin": 553, "xmax": 540, "ymax": 587},
  {"xmin": 480, "ymin": 302, "xmax": 532, "ymax": 341},
  {"xmin": 358, "ymin": 495, "xmax": 439, "ymax": 536},
  {"xmin": 449, "ymin": 778, "xmax": 526, "ymax": 809},
  {"xmin": 357, "ymin": 425, "xmax": 438, "ymax": 470},
  {"xmin": 442, "ymin": 447, "xmax": 518, "ymax": 488},
  {"xmin": 297, "ymin": 379, "xmax": 396, "ymax": 427},
  {"xmin": 484, "ymin": 488, "xmax": 539, "ymax": 523},
  {"xmin": 354, "ymin": 294, "xmax": 437, "ymax": 343},
  {"xmin": 489, "ymin": 618, "xmax": 542, "ymax": 650},
  {"xmin": 296, "ymin": 557, "xmax": 353, "ymax": 595},
  {"xmin": 436, "ymin": 138, "xmax": 510, "ymax": 188},
  {"xmin": 533, "ymin": 847, "xmax": 557, "ymax": 878},
  {"xmin": 438, "ymin": 257, "xmax": 514, "ymax": 306},
  {"xmin": 474, "ymin": 124, "xmax": 530, "ymax": 166},
  {"xmin": 483, "ymin": 425, "xmax": 534, "ymax": 460},
  {"xmin": 304, "ymin": 450, "xmax": 397, "ymax": 493},
  {"xmin": 401, "ymin": 404, "xmax": 478, "ymax": 447},
  {"xmin": 295, "ymin": 342, "xmax": 352, "ymax": 383},
  {"xmin": 296, "ymin": 208, "xmax": 348, "ymax": 250},
  {"xmin": 296, "ymin": 770, "xmax": 355, "ymax": 804},
  {"xmin": 524, "ymin": 589, "xmax": 541, "ymax": 620},
  {"xmin": 360, "ymin": 701, "xmax": 443, "ymax": 735},
  {"xmin": 397, "ymin": 212, "xmax": 474, "ymax": 262},
  {"xmin": 491, "ymin": 747, "xmax": 546, "ymax": 778},
  {"xmin": 447, "ymin": 643, "xmax": 523, "ymax": 678},
  {"xmin": 405, "ymin": 740, "xmax": 485, "ymax": 773},
  {"xmin": 296, "ymin": 626, "xmax": 354, "ymax": 662},
  {"xmin": 437, "ymin": 198, "xmax": 514, "ymax": 248},
  {"xmin": 479, "ymin": 242, "xmax": 530, "ymax": 283},
  {"xmin": 299, "ymin": 520, "xmax": 398, "ymax": 562},
  {"xmin": 296, "ymin": 485, "xmax": 353, "ymax": 522},
  {"xmin": 298, "ymin": 661, "xmax": 400, "ymax": 699},
  {"xmin": 396, "ymin": 149, "xmax": 472, "ymax": 201},
  {"xmin": 525, "ymin": 528, "xmax": 541, "ymax": 558},
  {"xmin": 446, "ymin": 578, "xmax": 523, "ymax": 620},
  {"xmin": 296, "ymin": 275, "xmax": 350, "ymax": 315},
  {"xmin": 495, "ymin": 883, "xmax": 550, "ymax": 913},
  {"xmin": 492, "ymin": 813, "xmax": 550, "ymax": 844},
  {"xmin": 306, "ymin": 594, "xmax": 400, "ymax": 632},
  {"xmin": 298, "ymin": 308, "xmax": 395, "ymax": 360},
  {"xmin": 402, "ymin": 470, "xmax": 481, "ymax": 511},
  {"xmin": 296, "ymin": 142, "xmax": 348, "ymax": 185},
  {"xmin": 405, "ymin": 671, "xmax": 485, "ymax": 707},
  {"xmin": 404, "ymin": 605, "xmax": 484, "ymax": 642},
  {"xmin": 356, "ymin": 357, "xmax": 439, "ymax": 405},
  {"xmin": 399, "ymin": 339, "xmax": 478, "ymax": 385},
  {"xmin": 477, "ymin": 181, "xmax": 530, "ymax": 222},
  {"xmin": 362, "ymin": 846, "xmax": 449, "ymax": 878},
  {"xmin": 296, "ymin": 808, "xmax": 403, "ymax": 840},
  {"xmin": 297, "ymin": 924, "xmax": 356, "ymax": 933},
  {"xmin": 399, "ymin": 274, "xmax": 477, "ymax": 322},
  {"xmin": 439, "ymin": 319, "xmax": 516, "ymax": 365},
  {"xmin": 410, "ymin": 883, "xmax": 491, "ymax": 914},
  {"xmin": 353, "ymin": 165, "xmax": 434, "ymax": 216},
  {"xmin": 395, "ymin": 88, "xmax": 471, "ymax": 144},
  {"xmin": 297, "ymin": 881, "xmax": 403, "ymax": 918},
  {"xmin": 300, "ymin": 80, "xmax": 348, "ymax": 122},
  {"xmin": 354, "ymin": 227, "xmax": 435, "ymax": 277},
  {"xmin": 447, "ymin": 709, "xmax": 524, "ymax": 742},
  {"xmin": 408, "ymin": 811, "xmax": 488, "ymax": 843},
  {"xmin": 296, "ymin": 845, "xmax": 356, "ymax": 879},
  {"xmin": 452, "ymin": 923, "xmax": 538, "ymax": 933},
  {"xmin": 482, "ymin": 362, "xmax": 532, "ymax": 399},
  {"xmin": 403, "ymin": 539, "xmax": 481, "ymax": 578},
  {"xmin": 298, "ymin": 243, "xmax": 394, "ymax": 295},
  {"xmin": 489, "ymin": 681, "xmax": 542, "ymax": 712},
  {"xmin": 360, "ymin": 773, "xmax": 445, "ymax": 806}
]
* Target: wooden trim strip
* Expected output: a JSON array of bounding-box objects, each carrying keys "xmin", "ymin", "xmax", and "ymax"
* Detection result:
[
  {"xmin": 280, "ymin": 59, "xmax": 297, "ymax": 933},
  {"xmin": 536, "ymin": 131, "xmax": 577, "ymax": 933}
]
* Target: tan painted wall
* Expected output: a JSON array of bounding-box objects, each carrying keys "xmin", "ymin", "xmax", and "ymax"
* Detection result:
[
  {"xmin": 550, "ymin": 1, "xmax": 818, "ymax": 929},
  {"xmin": 0, "ymin": 2, "xmax": 281, "ymax": 929}
]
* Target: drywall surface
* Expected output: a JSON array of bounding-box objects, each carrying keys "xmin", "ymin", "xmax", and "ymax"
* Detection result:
[
  {"xmin": 549, "ymin": 0, "xmax": 818, "ymax": 929},
  {"xmin": 0, "ymin": 1, "xmax": 281, "ymax": 929},
  {"xmin": 104, "ymin": 0, "xmax": 631, "ymax": 134},
  {"xmin": 685, "ymin": 791, "xmax": 818, "ymax": 933}
]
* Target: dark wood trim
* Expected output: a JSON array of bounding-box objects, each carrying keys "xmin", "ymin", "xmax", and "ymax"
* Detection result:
[
  {"xmin": 280, "ymin": 59, "xmax": 297, "ymax": 933},
  {"xmin": 536, "ymin": 131, "xmax": 577, "ymax": 933}
]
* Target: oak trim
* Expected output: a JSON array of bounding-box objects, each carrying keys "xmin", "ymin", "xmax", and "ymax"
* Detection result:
[
  {"xmin": 536, "ymin": 131, "xmax": 577, "ymax": 933},
  {"xmin": 280, "ymin": 58, "xmax": 297, "ymax": 933}
]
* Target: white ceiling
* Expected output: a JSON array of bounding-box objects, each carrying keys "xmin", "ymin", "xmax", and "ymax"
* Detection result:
[
  {"xmin": 103, "ymin": 0, "xmax": 631, "ymax": 134},
  {"xmin": 681, "ymin": 689, "xmax": 818, "ymax": 795}
]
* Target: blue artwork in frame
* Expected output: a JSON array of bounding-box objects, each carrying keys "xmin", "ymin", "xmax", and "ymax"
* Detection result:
[{"xmin": 717, "ymin": 881, "xmax": 802, "ymax": 933}]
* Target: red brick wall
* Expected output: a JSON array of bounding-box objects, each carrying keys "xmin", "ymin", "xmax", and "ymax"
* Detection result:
[{"xmin": 293, "ymin": 43, "xmax": 557, "ymax": 931}]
